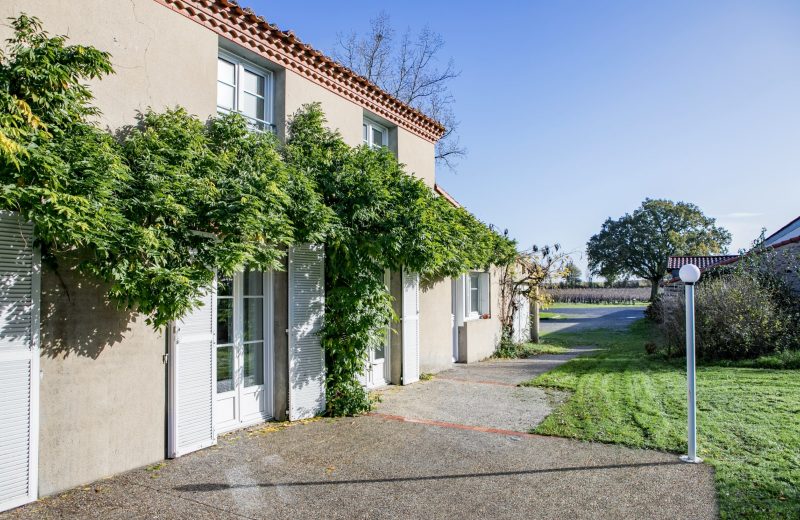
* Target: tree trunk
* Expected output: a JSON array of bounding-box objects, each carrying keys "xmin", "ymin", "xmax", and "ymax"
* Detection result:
[
  {"xmin": 649, "ymin": 279, "xmax": 660, "ymax": 302},
  {"xmin": 531, "ymin": 286, "xmax": 540, "ymax": 344}
]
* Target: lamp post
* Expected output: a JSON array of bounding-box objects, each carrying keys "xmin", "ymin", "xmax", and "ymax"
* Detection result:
[{"xmin": 678, "ymin": 263, "xmax": 702, "ymax": 463}]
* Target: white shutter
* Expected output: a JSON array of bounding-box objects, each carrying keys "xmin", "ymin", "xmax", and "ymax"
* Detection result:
[
  {"xmin": 479, "ymin": 272, "xmax": 491, "ymax": 315},
  {"xmin": 513, "ymin": 293, "xmax": 531, "ymax": 344},
  {"xmin": 288, "ymin": 244, "xmax": 326, "ymax": 420},
  {"xmin": 168, "ymin": 285, "xmax": 216, "ymax": 458},
  {"xmin": 0, "ymin": 211, "xmax": 40, "ymax": 512},
  {"xmin": 401, "ymin": 269, "xmax": 420, "ymax": 385}
]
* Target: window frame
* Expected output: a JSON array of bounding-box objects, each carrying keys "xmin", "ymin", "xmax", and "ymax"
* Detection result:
[
  {"xmin": 463, "ymin": 271, "xmax": 490, "ymax": 321},
  {"xmin": 363, "ymin": 117, "xmax": 389, "ymax": 149},
  {"xmin": 217, "ymin": 50, "xmax": 275, "ymax": 132}
]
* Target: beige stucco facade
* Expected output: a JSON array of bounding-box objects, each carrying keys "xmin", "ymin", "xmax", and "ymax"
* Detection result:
[
  {"xmin": 37, "ymin": 255, "xmax": 167, "ymax": 496},
  {"xmin": 0, "ymin": 0, "xmax": 219, "ymax": 496},
  {"xmin": 0, "ymin": 0, "xmax": 499, "ymax": 502}
]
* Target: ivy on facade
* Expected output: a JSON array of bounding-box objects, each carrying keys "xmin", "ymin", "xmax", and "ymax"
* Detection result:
[{"xmin": 0, "ymin": 15, "xmax": 516, "ymax": 415}]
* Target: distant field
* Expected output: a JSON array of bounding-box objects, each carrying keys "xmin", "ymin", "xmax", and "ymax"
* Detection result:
[{"xmin": 548, "ymin": 287, "xmax": 649, "ymax": 305}]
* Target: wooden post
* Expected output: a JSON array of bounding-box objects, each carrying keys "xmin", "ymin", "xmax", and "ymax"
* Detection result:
[{"xmin": 531, "ymin": 286, "xmax": 540, "ymax": 344}]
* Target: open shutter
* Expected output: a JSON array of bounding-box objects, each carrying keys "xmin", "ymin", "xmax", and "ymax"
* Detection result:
[
  {"xmin": 0, "ymin": 212, "xmax": 40, "ymax": 512},
  {"xmin": 168, "ymin": 285, "xmax": 216, "ymax": 458},
  {"xmin": 288, "ymin": 244, "xmax": 325, "ymax": 420},
  {"xmin": 401, "ymin": 269, "xmax": 420, "ymax": 385},
  {"xmin": 479, "ymin": 272, "xmax": 491, "ymax": 315}
]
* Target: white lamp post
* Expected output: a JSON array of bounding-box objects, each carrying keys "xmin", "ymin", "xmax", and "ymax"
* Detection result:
[{"xmin": 678, "ymin": 263, "xmax": 702, "ymax": 463}]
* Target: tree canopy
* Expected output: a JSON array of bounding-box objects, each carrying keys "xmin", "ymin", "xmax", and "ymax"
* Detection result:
[
  {"xmin": 0, "ymin": 14, "xmax": 516, "ymax": 415},
  {"xmin": 587, "ymin": 198, "xmax": 731, "ymax": 300}
]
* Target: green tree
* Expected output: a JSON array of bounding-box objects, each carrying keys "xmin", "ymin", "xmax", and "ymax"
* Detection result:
[
  {"xmin": 587, "ymin": 198, "xmax": 731, "ymax": 301},
  {"xmin": 563, "ymin": 260, "xmax": 582, "ymax": 287}
]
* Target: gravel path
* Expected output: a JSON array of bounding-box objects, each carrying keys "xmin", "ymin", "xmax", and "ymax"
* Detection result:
[
  {"xmin": 540, "ymin": 305, "xmax": 646, "ymax": 334},
  {"xmin": 4, "ymin": 344, "xmax": 717, "ymax": 520}
]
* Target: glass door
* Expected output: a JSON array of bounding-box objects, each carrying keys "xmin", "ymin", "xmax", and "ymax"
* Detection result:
[{"xmin": 215, "ymin": 269, "xmax": 271, "ymax": 433}]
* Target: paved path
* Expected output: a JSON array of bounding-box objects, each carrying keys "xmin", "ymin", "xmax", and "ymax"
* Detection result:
[
  {"xmin": 540, "ymin": 305, "xmax": 646, "ymax": 334},
  {"xmin": 4, "ymin": 346, "xmax": 717, "ymax": 520}
]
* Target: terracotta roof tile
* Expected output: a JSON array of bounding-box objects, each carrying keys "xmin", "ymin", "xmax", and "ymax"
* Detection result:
[
  {"xmin": 154, "ymin": 0, "xmax": 446, "ymax": 143},
  {"xmin": 667, "ymin": 255, "xmax": 739, "ymax": 270}
]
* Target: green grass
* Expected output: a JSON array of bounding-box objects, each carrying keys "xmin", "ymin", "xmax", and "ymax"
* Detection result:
[
  {"xmin": 493, "ymin": 341, "xmax": 569, "ymax": 359},
  {"xmin": 523, "ymin": 321, "xmax": 800, "ymax": 519},
  {"xmin": 544, "ymin": 302, "xmax": 647, "ymax": 309},
  {"xmin": 539, "ymin": 312, "xmax": 562, "ymax": 320}
]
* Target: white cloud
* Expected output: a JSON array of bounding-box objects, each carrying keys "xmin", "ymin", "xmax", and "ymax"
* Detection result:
[{"xmin": 724, "ymin": 212, "xmax": 763, "ymax": 219}]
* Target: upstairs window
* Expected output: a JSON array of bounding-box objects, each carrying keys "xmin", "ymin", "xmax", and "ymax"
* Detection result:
[
  {"xmin": 363, "ymin": 118, "xmax": 388, "ymax": 149},
  {"xmin": 217, "ymin": 52, "xmax": 274, "ymax": 132}
]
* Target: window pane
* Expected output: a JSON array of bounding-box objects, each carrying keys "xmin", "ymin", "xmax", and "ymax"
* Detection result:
[
  {"xmin": 241, "ymin": 92, "xmax": 264, "ymax": 120},
  {"xmin": 217, "ymin": 83, "xmax": 235, "ymax": 111},
  {"xmin": 243, "ymin": 342, "xmax": 264, "ymax": 387},
  {"xmin": 363, "ymin": 123, "xmax": 368, "ymax": 143},
  {"xmin": 242, "ymin": 69, "xmax": 265, "ymax": 96},
  {"xmin": 243, "ymin": 298, "xmax": 264, "ymax": 341},
  {"xmin": 216, "ymin": 346, "xmax": 234, "ymax": 393},
  {"xmin": 470, "ymin": 274, "xmax": 480, "ymax": 313},
  {"xmin": 372, "ymin": 127, "xmax": 384, "ymax": 147},
  {"xmin": 217, "ymin": 298, "xmax": 234, "ymax": 344},
  {"xmin": 244, "ymin": 268, "xmax": 263, "ymax": 296},
  {"xmin": 218, "ymin": 58, "xmax": 235, "ymax": 85},
  {"xmin": 218, "ymin": 276, "xmax": 233, "ymax": 297},
  {"xmin": 374, "ymin": 340, "xmax": 385, "ymax": 361}
]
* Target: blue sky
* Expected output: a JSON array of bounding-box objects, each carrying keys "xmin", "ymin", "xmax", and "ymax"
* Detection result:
[{"xmin": 242, "ymin": 0, "xmax": 800, "ymax": 278}]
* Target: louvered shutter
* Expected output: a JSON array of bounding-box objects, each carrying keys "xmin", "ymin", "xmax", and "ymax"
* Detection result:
[
  {"xmin": 401, "ymin": 269, "xmax": 420, "ymax": 385},
  {"xmin": 168, "ymin": 285, "xmax": 216, "ymax": 458},
  {"xmin": 0, "ymin": 212, "xmax": 40, "ymax": 512},
  {"xmin": 479, "ymin": 272, "xmax": 491, "ymax": 315},
  {"xmin": 288, "ymin": 244, "xmax": 326, "ymax": 420}
]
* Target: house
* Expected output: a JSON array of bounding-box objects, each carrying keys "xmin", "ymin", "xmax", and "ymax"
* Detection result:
[
  {"xmin": 764, "ymin": 215, "xmax": 800, "ymax": 247},
  {"xmin": 662, "ymin": 217, "xmax": 800, "ymax": 299},
  {"xmin": 666, "ymin": 255, "xmax": 739, "ymax": 280},
  {"xmin": 0, "ymin": 0, "xmax": 508, "ymax": 511}
]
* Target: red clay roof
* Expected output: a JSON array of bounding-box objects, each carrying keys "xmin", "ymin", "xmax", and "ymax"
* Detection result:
[
  {"xmin": 153, "ymin": 0, "xmax": 446, "ymax": 143},
  {"xmin": 667, "ymin": 255, "xmax": 739, "ymax": 270},
  {"xmin": 663, "ymin": 236, "xmax": 800, "ymax": 285},
  {"xmin": 434, "ymin": 184, "xmax": 461, "ymax": 208}
]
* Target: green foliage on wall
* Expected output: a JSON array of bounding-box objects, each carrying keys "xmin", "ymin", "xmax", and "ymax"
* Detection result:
[
  {"xmin": 0, "ymin": 15, "xmax": 516, "ymax": 415},
  {"xmin": 285, "ymin": 105, "xmax": 515, "ymax": 415}
]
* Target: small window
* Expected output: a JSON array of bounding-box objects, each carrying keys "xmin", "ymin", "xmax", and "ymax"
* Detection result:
[
  {"xmin": 464, "ymin": 271, "xmax": 490, "ymax": 319},
  {"xmin": 363, "ymin": 118, "xmax": 388, "ymax": 149},
  {"xmin": 217, "ymin": 52, "xmax": 274, "ymax": 132}
]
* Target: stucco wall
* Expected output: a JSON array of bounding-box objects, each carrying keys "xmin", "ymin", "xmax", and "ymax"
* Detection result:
[
  {"xmin": 459, "ymin": 268, "xmax": 503, "ymax": 363},
  {"xmin": 419, "ymin": 278, "xmax": 454, "ymax": 374},
  {"xmin": 0, "ymin": 0, "xmax": 218, "ymax": 130},
  {"xmin": 0, "ymin": 0, "xmax": 218, "ymax": 496},
  {"xmin": 397, "ymin": 127, "xmax": 436, "ymax": 187},
  {"xmin": 38, "ymin": 256, "xmax": 166, "ymax": 496},
  {"xmin": 281, "ymin": 69, "xmax": 363, "ymax": 147}
]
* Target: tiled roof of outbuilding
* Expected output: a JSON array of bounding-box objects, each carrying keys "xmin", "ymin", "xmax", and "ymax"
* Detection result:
[
  {"xmin": 153, "ymin": 0, "xmax": 446, "ymax": 143},
  {"xmin": 667, "ymin": 255, "xmax": 739, "ymax": 270}
]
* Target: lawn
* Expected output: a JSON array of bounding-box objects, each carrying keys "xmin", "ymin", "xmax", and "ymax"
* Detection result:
[
  {"xmin": 543, "ymin": 302, "xmax": 647, "ymax": 309},
  {"xmin": 523, "ymin": 320, "xmax": 800, "ymax": 519}
]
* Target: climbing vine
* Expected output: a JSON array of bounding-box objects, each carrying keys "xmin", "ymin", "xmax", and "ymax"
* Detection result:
[
  {"xmin": 285, "ymin": 106, "xmax": 516, "ymax": 415},
  {"xmin": 1, "ymin": 14, "xmax": 516, "ymax": 415}
]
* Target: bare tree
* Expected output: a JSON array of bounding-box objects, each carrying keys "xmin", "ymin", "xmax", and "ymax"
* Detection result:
[
  {"xmin": 498, "ymin": 245, "xmax": 571, "ymax": 343},
  {"xmin": 333, "ymin": 11, "xmax": 465, "ymax": 170}
]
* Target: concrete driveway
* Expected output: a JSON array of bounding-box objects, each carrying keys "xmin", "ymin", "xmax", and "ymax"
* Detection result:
[
  {"xmin": 4, "ymin": 347, "xmax": 717, "ymax": 520},
  {"xmin": 540, "ymin": 305, "xmax": 646, "ymax": 334}
]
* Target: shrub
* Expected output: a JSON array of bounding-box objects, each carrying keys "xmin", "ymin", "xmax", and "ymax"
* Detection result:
[
  {"xmin": 644, "ymin": 296, "xmax": 663, "ymax": 322},
  {"xmin": 658, "ymin": 272, "xmax": 800, "ymax": 361}
]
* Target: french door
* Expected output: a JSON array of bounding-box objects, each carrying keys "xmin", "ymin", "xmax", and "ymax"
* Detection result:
[{"xmin": 215, "ymin": 268, "xmax": 272, "ymax": 433}]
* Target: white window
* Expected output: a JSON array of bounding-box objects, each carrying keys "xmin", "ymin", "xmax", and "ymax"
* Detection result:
[
  {"xmin": 363, "ymin": 118, "xmax": 388, "ymax": 149},
  {"xmin": 217, "ymin": 52, "xmax": 274, "ymax": 132},
  {"xmin": 464, "ymin": 271, "xmax": 490, "ymax": 320}
]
